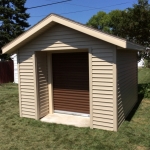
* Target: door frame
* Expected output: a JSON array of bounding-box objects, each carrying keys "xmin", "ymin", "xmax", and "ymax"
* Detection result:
[{"xmin": 46, "ymin": 48, "xmax": 93, "ymax": 128}]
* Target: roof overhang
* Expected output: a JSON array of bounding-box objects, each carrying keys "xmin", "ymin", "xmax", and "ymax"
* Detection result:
[{"xmin": 2, "ymin": 14, "xmax": 145, "ymax": 54}]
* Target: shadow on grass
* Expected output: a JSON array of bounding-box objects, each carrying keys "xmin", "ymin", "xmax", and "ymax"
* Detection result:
[{"xmin": 125, "ymin": 84, "xmax": 145, "ymax": 121}]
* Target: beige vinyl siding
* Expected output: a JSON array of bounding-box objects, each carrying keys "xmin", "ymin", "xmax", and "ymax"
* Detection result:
[
  {"xmin": 117, "ymin": 50, "xmax": 137, "ymax": 127},
  {"xmin": 18, "ymin": 51, "xmax": 36, "ymax": 119},
  {"xmin": 91, "ymin": 47, "xmax": 116, "ymax": 131},
  {"xmin": 36, "ymin": 52, "xmax": 49, "ymax": 118},
  {"xmin": 20, "ymin": 24, "xmax": 116, "ymax": 52},
  {"xmin": 18, "ymin": 24, "xmax": 116, "ymax": 131},
  {"xmin": 2, "ymin": 14, "xmax": 145, "ymax": 55}
]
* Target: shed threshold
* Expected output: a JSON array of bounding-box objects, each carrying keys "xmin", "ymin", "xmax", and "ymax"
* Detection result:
[{"xmin": 40, "ymin": 113, "xmax": 90, "ymax": 127}]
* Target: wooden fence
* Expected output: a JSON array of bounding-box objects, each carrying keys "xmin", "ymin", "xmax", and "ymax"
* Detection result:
[{"xmin": 0, "ymin": 60, "xmax": 14, "ymax": 84}]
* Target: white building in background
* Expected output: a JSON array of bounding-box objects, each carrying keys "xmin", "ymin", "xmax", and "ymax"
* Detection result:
[
  {"xmin": 11, "ymin": 54, "xmax": 18, "ymax": 83},
  {"xmin": 138, "ymin": 58, "xmax": 145, "ymax": 68}
]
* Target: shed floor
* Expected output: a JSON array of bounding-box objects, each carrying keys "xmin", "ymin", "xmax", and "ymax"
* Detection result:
[{"xmin": 40, "ymin": 113, "xmax": 90, "ymax": 127}]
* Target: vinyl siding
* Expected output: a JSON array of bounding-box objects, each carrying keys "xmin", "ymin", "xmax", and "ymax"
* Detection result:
[
  {"xmin": 18, "ymin": 51, "xmax": 36, "ymax": 119},
  {"xmin": 20, "ymin": 24, "xmax": 116, "ymax": 52},
  {"xmin": 36, "ymin": 52, "xmax": 49, "ymax": 118},
  {"xmin": 117, "ymin": 50, "xmax": 137, "ymax": 127},
  {"xmin": 18, "ymin": 24, "xmax": 116, "ymax": 131},
  {"xmin": 91, "ymin": 47, "xmax": 116, "ymax": 131}
]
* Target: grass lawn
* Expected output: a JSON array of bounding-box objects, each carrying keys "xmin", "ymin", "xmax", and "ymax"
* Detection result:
[
  {"xmin": 138, "ymin": 68, "xmax": 150, "ymax": 84},
  {"xmin": 0, "ymin": 70, "xmax": 150, "ymax": 149}
]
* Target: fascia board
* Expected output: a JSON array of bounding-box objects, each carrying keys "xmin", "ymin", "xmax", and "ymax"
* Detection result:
[
  {"xmin": 2, "ymin": 16, "xmax": 54, "ymax": 54},
  {"xmin": 126, "ymin": 41, "xmax": 145, "ymax": 51}
]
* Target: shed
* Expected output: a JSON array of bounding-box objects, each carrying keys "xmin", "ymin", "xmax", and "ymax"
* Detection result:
[{"xmin": 2, "ymin": 14, "xmax": 144, "ymax": 131}]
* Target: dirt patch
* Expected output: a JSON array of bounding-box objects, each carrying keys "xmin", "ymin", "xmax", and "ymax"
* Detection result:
[
  {"xmin": 136, "ymin": 146, "xmax": 149, "ymax": 150},
  {"xmin": 143, "ymin": 99, "xmax": 150, "ymax": 104}
]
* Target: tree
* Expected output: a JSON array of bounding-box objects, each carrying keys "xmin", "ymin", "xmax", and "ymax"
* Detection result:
[
  {"xmin": 122, "ymin": 0, "xmax": 150, "ymax": 59},
  {"xmin": 0, "ymin": 0, "xmax": 30, "ymax": 60},
  {"xmin": 120, "ymin": 0, "xmax": 150, "ymax": 46},
  {"xmin": 138, "ymin": 0, "xmax": 149, "ymax": 9},
  {"xmin": 86, "ymin": 11, "xmax": 111, "ymax": 33},
  {"xmin": 108, "ymin": 10, "xmax": 123, "ymax": 36},
  {"xmin": 86, "ymin": 0, "xmax": 150, "ymax": 59},
  {"xmin": 87, "ymin": 2, "xmax": 150, "ymax": 47}
]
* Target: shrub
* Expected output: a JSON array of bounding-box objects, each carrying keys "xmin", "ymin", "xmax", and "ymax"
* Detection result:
[
  {"xmin": 144, "ymin": 59, "xmax": 150, "ymax": 68},
  {"xmin": 138, "ymin": 83, "xmax": 150, "ymax": 98}
]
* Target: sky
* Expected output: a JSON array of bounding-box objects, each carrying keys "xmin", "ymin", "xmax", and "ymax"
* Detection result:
[{"xmin": 25, "ymin": 0, "xmax": 137, "ymax": 27}]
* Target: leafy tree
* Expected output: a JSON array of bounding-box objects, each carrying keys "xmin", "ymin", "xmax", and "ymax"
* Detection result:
[
  {"xmin": 138, "ymin": 0, "xmax": 149, "ymax": 9},
  {"xmin": 121, "ymin": 0, "xmax": 150, "ymax": 47},
  {"xmin": 87, "ymin": 2, "xmax": 150, "ymax": 47},
  {"xmin": 108, "ymin": 10, "xmax": 123, "ymax": 36},
  {"xmin": 0, "ymin": 0, "xmax": 30, "ymax": 60},
  {"xmin": 123, "ymin": 0, "xmax": 150, "ymax": 59},
  {"xmin": 86, "ymin": 11, "xmax": 111, "ymax": 33},
  {"xmin": 86, "ymin": 0, "xmax": 150, "ymax": 59}
]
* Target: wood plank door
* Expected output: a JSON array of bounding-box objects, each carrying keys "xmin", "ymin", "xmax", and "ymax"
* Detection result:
[{"xmin": 52, "ymin": 52, "xmax": 89, "ymax": 114}]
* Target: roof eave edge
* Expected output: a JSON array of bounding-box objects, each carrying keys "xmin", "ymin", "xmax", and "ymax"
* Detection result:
[
  {"xmin": 126, "ymin": 41, "xmax": 145, "ymax": 51},
  {"xmin": 2, "ymin": 14, "xmax": 55, "ymax": 54},
  {"xmin": 3, "ymin": 14, "xmax": 141, "ymax": 54},
  {"xmin": 52, "ymin": 16, "xmax": 126, "ymax": 48}
]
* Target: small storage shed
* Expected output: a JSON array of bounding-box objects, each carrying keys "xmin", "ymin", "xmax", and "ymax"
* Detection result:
[{"xmin": 2, "ymin": 14, "xmax": 144, "ymax": 131}]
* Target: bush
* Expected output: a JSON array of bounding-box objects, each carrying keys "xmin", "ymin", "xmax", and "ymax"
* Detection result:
[
  {"xmin": 144, "ymin": 59, "xmax": 150, "ymax": 68},
  {"xmin": 138, "ymin": 83, "xmax": 150, "ymax": 98}
]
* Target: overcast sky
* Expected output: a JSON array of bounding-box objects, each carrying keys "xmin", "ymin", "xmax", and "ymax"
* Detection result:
[{"xmin": 25, "ymin": 0, "xmax": 137, "ymax": 27}]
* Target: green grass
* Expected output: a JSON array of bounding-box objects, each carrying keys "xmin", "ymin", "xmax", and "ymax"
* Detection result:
[
  {"xmin": 138, "ymin": 68, "xmax": 150, "ymax": 98},
  {"xmin": 0, "ymin": 81, "xmax": 150, "ymax": 149},
  {"xmin": 138, "ymin": 68, "xmax": 150, "ymax": 84}
]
